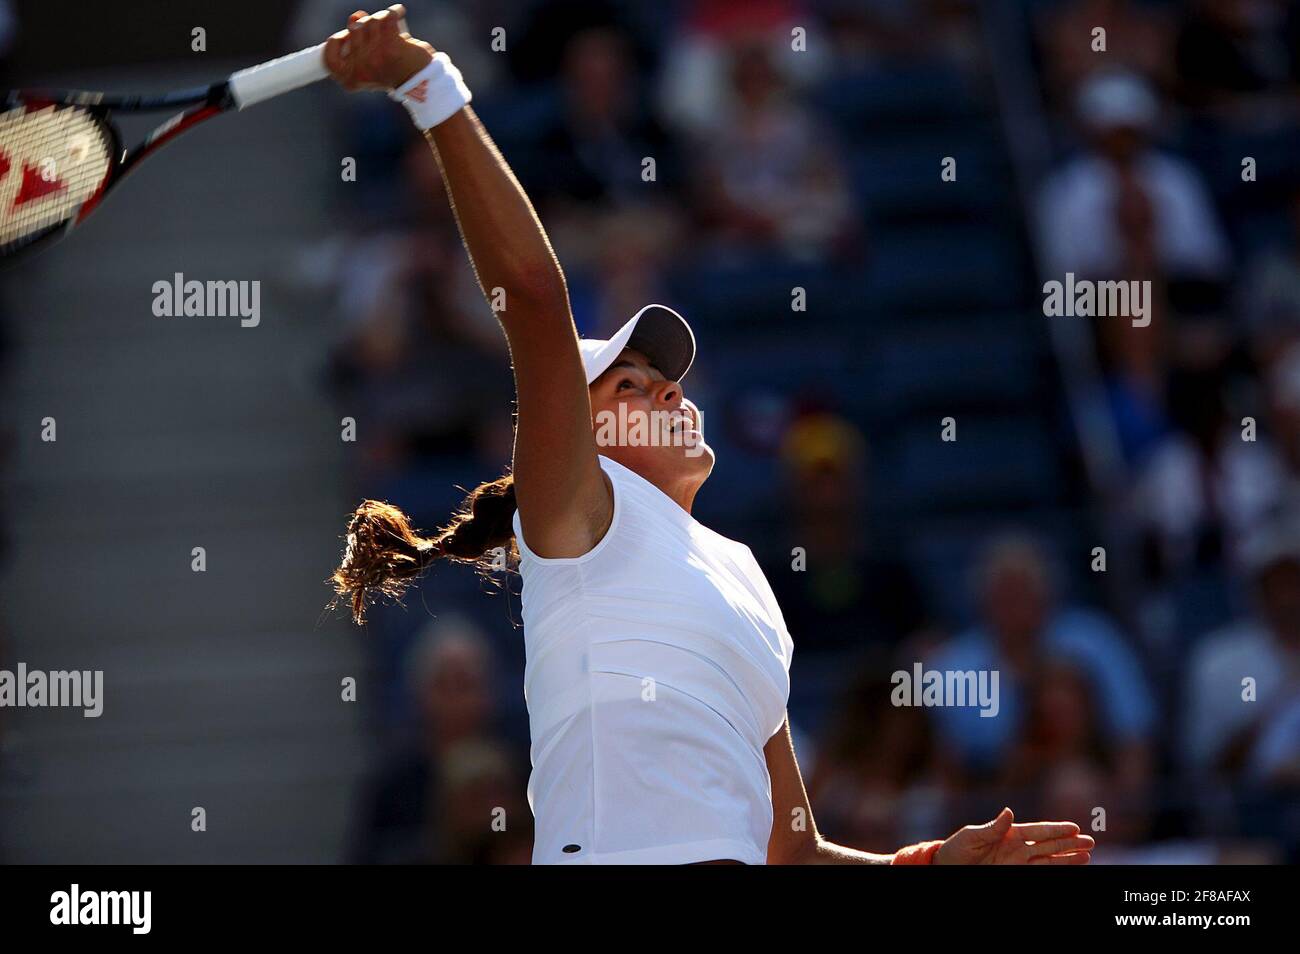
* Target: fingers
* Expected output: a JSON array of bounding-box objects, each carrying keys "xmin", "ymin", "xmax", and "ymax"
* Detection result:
[
  {"xmin": 346, "ymin": 20, "xmax": 375, "ymax": 67},
  {"xmin": 323, "ymin": 9, "xmax": 369, "ymax": 88},
  {"xmin": 375, "ymin": 6, "xmax": 406, "ymax": 32},
  {"xmin": 363, "ymin": 6, "xmax": 402, "ymax": 28},
  {"xmin": 347, "ymin": 7, "xmax": 402, "ymax": 51},
  {"xmin": 1011, "ymin": 821, "xmax": 1081, "ymax": 842},
  {"xmin": 323, "ymin": 29, "xmax": 355, "ymax": 87},
  {"xmin": 1028, "ymin": 851, "xmax": 1092, "ymax": 865},
  {"xmin": 324, "ymin": 5, "xmax": 420, "ymax": 90},
  {"xmin": 1027, "ymin": 834, "xmax": 1095, "ymax": 858}
]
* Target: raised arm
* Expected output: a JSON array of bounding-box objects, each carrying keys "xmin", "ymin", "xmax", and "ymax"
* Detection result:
[{"xmin": 324, "ymin": 6, "xmax": 610, "ymax": 558}]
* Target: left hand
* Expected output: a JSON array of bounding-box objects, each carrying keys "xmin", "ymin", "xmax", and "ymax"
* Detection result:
[{"xmin": 934, "ymin": 807, "xmax": 1094, "ymax": 865}]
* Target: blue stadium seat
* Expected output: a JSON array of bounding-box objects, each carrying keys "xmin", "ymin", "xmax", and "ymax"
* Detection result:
[
  {"xmin": 856, "ymin": 325, "xmax": 1044, "ymax": 418},
  {"xmin": 860, "ymin": 224, "xmax": 1029, "ymax": 312},
  {"xmin": 814, "ymin": 60, "xmax": 983, "ymax": 136},
  {"xmin": 871, "ymin": 413, "xmax": 1061, "ymax": 515},
  {"xmin": 848, "ymin": 133, "xmax": 1008, "ymax": 224},
  {"xmin": 669, "ymin": 257, "xmax": 848, "ymax": 329}
]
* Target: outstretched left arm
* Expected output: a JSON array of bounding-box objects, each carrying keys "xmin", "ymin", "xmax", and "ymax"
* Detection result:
[
  {"xmin": 764, "ymin": 716, "xmax": 1095, "ymax": 865},
  {"xmin": 765, "ymin": 717, "xmax": 890, "ymax": 864}
]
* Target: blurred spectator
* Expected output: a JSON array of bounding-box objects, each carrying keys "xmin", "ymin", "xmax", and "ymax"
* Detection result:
[
  {"xmin": 505, "ymin": 0, "xmax": 657, "ymax": 85},
  {"xmin": 808, "ymin": 654, "xmax": 949, "ymax": 852},
  {"xmin": 813, "ymin": 0, "xmax": 983, "ymax": 74},
  {"xmin": 1036, "ymin": 757, "xmax": 1111, "ymax": 841},
  {"xmin": 691, "ymin": 39, "xmax": 857, "ymax": 263},
  {"xmin": 1037, "ymin": 70, "xmax": 1232, "ymax": 281},
  {"xmin": 1089, "ymin": 267, "xmax": 1170, "ymax": 466},
  {"xmin": 1037, "ymin": 0, "xmax": 1176, "ymax": 106},
  {"xmin": 1037, "ymin": 758, "xmax": 1274, "ymax": 862},
  {"xmin": 528, "ymin": 25, "xmax": 682, "ymax": 210},
  {"xmin": 1264, "ymin": 343, "xmax": 1300, "ymax": 495},
  {"xmin": 1004, "ymin": 660, "xmax": 1110, "ymax": 789},
  {"xmin": 1004, "ymin": 659, "xmax": 1153, "ymax": 843},
  {"xmin": 349, "ymin": 615, "xmax": 524, "ymax": 863},
  {"xmin": 517, "ymin": 23, "xmax": 687, "ymax": 336},
  {"xmin": 324, "ymin": 139, "xmax": 513, "ymax": 489},
  {"xmin": 1182, "ymin": 511, "xmax": 1300, "ymax": 777},
  {"xmin": 1175, "ymin": 0, "xmax": 1300, "ymax": 125},
  {"xmin": 656, "ymin": 0, "xmax": 830, "ymax": 136},
  {"xmin": 437, "ymin": 739, "xmax": 534, "ymax": 863},
  {"xmin": 1240, "ymin": 186, "xmax": 1300, "ymax": 367},
  {"xmin": 767, "ymin": 412, "xmax": 928, "ymax": 653},
  {"xmin": 1131, "ymin": 357, "xmax": 1285, "ymax": 584},
  {"xmin": 1248, "ymin": 694, "xmax": 1300, "ymax": 786},
  {"xmin": 561, "ymin": 203, "xmax": 683, "ymax": 338},
  {"xmin": 926, "ymin": 534, "xmax": 1155, "ymax": 793}
]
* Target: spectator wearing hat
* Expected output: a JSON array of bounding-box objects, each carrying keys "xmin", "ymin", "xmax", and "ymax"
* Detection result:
[
  {"xmin": 768, "ymin": 412, "xmax": 928, "ymax": 654},
  {"xmin": 1036, "ymin": 70, "xmax": 1231, "ymax": 282}
]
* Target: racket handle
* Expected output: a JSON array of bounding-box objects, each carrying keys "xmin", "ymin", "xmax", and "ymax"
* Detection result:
[{"xmin": 228, "ymin": 43, "xmax": 329, "ymax": 110}]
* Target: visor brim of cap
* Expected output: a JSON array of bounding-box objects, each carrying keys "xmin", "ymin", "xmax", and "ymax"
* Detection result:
[{"xmin": 583, "ymin": 304, "xmax": 696, "ymax": 385}]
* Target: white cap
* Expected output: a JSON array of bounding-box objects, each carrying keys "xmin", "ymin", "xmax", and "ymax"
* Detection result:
[
  {"xmin": 579, "ymin": 303, "xmax": 696, "ymax": 385},
  {"xmin": 1076, "ymin": 70, "xmax": 1158, "ymax": 131}
]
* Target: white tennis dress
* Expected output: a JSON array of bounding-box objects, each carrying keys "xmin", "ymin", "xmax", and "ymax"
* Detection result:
[{"xmin": 512, "ymin": 454, "xmax": 795, "ymax": 864}]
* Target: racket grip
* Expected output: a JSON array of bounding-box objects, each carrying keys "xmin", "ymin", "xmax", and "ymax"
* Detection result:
[{"xmin": 228, "ymin": 43, "xmax": 329, "ymax": 109}]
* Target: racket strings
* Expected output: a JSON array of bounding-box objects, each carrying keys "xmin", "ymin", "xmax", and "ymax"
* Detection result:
[{"xmin": 0, "ymin": 104, "xmax": 114, "ymax": 252}]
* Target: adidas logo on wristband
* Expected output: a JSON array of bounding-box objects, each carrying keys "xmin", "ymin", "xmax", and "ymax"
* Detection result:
[{"xmin": 389, "ymin": 52, "xmax": 472, "ymax": 130}]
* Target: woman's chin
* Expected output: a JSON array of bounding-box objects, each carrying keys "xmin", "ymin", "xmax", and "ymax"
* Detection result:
[{"xmin": 680, "ymin": 440, "xmax": 715, "ymax": 473}]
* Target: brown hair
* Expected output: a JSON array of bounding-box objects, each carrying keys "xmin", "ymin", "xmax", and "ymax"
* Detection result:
[{"xmin": 331, "ymin": 472, "xmax": 517, "ymax": 625}]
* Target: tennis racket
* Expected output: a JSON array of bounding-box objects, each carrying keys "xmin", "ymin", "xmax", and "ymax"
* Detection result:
[{"xmin": 0, "ymin": 43, "xmax": 331, "ymax": 264}]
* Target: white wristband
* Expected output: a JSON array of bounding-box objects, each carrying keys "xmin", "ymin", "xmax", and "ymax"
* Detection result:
[{"xmin": 389, "ymin": 52, "xmax": 472, "ymax": 130}]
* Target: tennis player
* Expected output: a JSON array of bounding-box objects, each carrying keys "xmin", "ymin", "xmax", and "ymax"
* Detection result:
[{"xmin": 328, "ymin": 6, "xmax": 1095, "ymax": 866}]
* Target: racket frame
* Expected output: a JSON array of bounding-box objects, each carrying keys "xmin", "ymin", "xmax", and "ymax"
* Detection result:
[
  {"xmin": 0, "ymin": 82, "xmax": 232, "ymax": 262},
  {"xmin": 1, "ymin": 41, "xmax": 327, "ymax": 263}
]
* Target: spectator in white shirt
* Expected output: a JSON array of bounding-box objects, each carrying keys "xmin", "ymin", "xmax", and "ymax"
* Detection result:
[
  {"xmin": 1037, "ymin": 70, "xmax": 1231, "ymax": 281},
  {"xmin": 1182, "ymin": 513, "xmax": 1300, "ymax": 776}
]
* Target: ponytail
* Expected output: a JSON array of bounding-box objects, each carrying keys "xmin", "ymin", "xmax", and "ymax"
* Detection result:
[{"xmin": 331, "ymin": 472, "xmax": 517, "ymax": 625}]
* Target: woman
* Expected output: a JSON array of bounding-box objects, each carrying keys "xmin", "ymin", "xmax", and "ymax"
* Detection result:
[{"xmin": 327, "ymin": 6, "xmax": 1095, "ymax": 866}]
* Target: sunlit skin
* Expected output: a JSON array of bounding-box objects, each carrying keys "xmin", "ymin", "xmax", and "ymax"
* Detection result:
[{"xmin": 586, "ymin": 347, "xmax": 713, "ymax": 514}]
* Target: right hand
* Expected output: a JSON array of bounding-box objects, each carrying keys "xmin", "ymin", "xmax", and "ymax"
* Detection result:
[{"xmin": 324, "ymin": 5, "xmax": 434, "ymax": 92}]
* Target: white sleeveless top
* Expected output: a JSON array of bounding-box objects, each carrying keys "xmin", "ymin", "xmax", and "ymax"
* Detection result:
[{"xmin": 512, "ymin": 455, "xmax": 794, "ymax": 864}]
